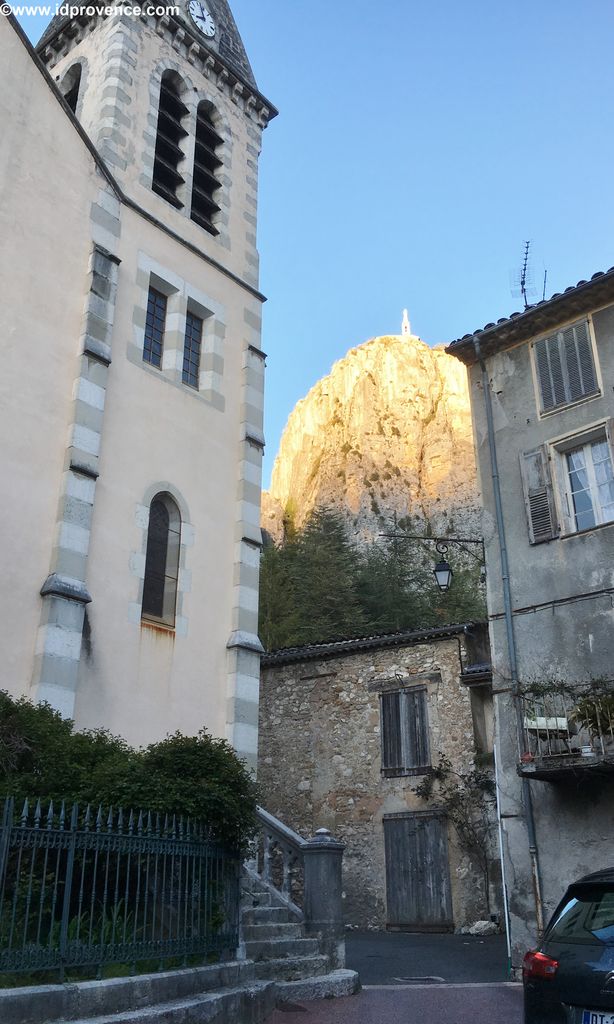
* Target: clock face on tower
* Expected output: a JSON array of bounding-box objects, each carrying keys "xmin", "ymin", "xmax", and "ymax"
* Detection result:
[{"xmin": 188, "ymin": 1, "xmax": 216, "ymax": 37}]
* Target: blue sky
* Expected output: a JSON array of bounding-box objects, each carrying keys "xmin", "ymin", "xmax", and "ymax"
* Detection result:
[{"xmin": 18, "ymin": 0, "xmax": 614, "ymax": 486}]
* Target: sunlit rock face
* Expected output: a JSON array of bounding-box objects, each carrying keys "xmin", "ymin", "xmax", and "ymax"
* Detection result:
[{"xmin": 262, "ymin": 334, "xmax": 482, "ymax": 545}]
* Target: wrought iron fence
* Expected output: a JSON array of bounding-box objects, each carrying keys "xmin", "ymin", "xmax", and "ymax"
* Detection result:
[{"xmin": 0, "ymin": 797, "xmax": 240, "ymax": 980}]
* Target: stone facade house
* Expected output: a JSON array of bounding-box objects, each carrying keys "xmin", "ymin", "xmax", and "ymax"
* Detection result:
[
  {"xmin": 259, "ymin": 622, "xmax": 500, "ymax": 932},
  {"xmin": 1, "ymin": 3, "xmax": 276, "ymax": 769},
  {"xmin": 447, "ymin": 268, "xmax": 614, "ymax": 966}
]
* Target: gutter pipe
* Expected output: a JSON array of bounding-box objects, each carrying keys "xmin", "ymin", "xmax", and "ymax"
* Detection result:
[{"xmin": 472, "ymin": 337, "xmax": 544, "ymax": 943}]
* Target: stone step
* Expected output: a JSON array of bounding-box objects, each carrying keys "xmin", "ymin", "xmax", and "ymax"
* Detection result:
[
  {"xmin": 244, "ymin": 937, "xmax": 320, "ymax": 961},
  {"xmin": 56, "ymin": 982, "xmax": 276, "ymax": 1024},
  {"xmin": 242, "ymin": 922, "xmax": 303, "ymax": 941},
  {"xmin": 242, "ymin": 906, "xmax": 296, "ymax": 926},
  {"xmin": 253, "ymin": 955, "xmax": 330, "ymax": 982},
  {"xmin": 242, "ymin": 891, "xmax": 272, "ymax": 908},
  {"xmin": 277, "ymin": 970, "xmax": 361, "ymax": 1003}
]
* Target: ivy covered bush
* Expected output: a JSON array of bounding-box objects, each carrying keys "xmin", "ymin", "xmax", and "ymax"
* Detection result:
[{"xmin": 0, "ymin": 691, "xmax": 257, "ymax": 848}]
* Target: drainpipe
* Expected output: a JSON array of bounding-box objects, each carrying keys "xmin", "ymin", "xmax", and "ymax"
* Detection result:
[{"xmin": 473, "ymin": 337, "xmax": 544, "ymax": 941}]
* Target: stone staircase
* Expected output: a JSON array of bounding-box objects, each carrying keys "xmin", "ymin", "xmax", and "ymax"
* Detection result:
[
  {"xmin": 0, "ymin": 817, "xmax": 359, "ymax": 1024},
  {"xmin": 242, "ymin": 872, "xmax": 335, "ymax": 992}
]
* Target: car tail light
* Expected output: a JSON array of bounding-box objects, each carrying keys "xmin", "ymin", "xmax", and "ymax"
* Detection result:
[{"xmin": 523, "ymin": 950, "xmax": 559, "ymax": 980}]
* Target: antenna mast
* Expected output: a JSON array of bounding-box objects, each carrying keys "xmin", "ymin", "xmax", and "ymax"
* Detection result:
[{"xmin": 520, "ymin": 240, "xmax": 531, "ymax": 310}]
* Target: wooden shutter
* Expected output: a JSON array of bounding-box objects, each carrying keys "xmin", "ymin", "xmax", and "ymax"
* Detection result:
[
  {"xmin": 534, "ymin": 321, "xmax": 597, "ymax": 411},
  {"xmin": 401, "ymin": 688, "xmax": 431, "ymax": 770},
  {"xmin": 381, "ymin": 692, "xmax": 402, "ymax": 770},
  {"xmin": 519, "ymin": 445, "xmax": 559, "ymax": 544},
  {"xmin": 564, "ymin": 320, "xmax": 597, "ymax": 400}
]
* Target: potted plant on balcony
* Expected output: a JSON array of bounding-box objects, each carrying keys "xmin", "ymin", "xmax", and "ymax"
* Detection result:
[{"xmin": 569, "ymin": 692, "xmax": 614, "ymax": 755}]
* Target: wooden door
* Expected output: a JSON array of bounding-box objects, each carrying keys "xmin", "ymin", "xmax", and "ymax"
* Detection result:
[{"xmin": 383, "ymin": 810, "xmax": 453, "ymax": 931}]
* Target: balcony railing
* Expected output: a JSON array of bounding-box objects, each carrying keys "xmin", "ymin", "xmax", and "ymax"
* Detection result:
[{"xmin": 519, "ymin": 687, "xmax": 614, "ymax": 780}]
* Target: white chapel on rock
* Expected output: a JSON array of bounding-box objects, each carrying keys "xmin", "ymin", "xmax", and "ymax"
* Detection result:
[{"xmin": 0, "ymin": 0, "xmax": 276, "ymax": 770}]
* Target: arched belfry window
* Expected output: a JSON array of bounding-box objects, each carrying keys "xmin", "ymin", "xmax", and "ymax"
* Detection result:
[
  {"xmin": 152, "ymin": 72, "xmax": 189, "ymax": 209},
  {"xmin": 61, "ymin": 64, "xmax": 82, "ymax": 115},
  {"xmin": 190, "ymin": 102, "xmax": 223, "ymax": 235},
  {"xmin": 141, "ymin": 493, "xmax": 181, "ymax": 627}
]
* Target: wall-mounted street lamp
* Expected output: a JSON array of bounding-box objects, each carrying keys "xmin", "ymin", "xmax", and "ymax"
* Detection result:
[
  {"xmin": 433, "ymin": 543, "xmax": 454, "ymax": 592},
  {"xmin": 379, "ymin": 529, "xmax": 485, "ymax": 592}
]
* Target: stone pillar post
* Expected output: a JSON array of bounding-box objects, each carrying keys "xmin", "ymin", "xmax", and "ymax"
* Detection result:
[{"xmin": 303, "ymin": 828, "xmax": 345, "ymax": 969}]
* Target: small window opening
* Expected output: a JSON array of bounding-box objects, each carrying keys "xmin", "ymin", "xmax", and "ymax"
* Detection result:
[
  {"xmin": 142, "ymin": 493, "xmax": 181, "ymax": 627},
  {"xmin": 152, "ymin": 72, "xmax": 189, "ymax": 209},
  {"xmin": 61, "ymin": 64, "xmax": 82, "ymax": 114},
  {"xmin": 182, "ymin": 311, "xmax": 203, "ymax": 389},
  {"xmin": 143, "ymin": 287, "xmax": 167, "ymax": 368},
  {"xmin": 190, "ymin": 103, "xmax": 222, "ymax": 235}
]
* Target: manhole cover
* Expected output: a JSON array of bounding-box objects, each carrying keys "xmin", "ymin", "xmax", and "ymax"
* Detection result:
[{"xmin": 393, "ymin": 976, "xmax": 445, "ymax": 984}]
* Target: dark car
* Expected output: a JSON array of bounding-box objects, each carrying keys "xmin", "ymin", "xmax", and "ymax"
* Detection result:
[{"xmin": 524, "ymin": 869, "xmax": 614, "ymax": 1023}]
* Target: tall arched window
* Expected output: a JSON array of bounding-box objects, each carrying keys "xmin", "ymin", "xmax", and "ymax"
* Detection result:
[
  {"xmin": 61, "ymin": 64, "xmax": 82, "ymax": 115},
  {"xmin": 190, "ymin": 102, "xmax": 223, "ymax": 235},
  {"xmin": 141, "ymin": 493, "xmax": 181, "ymax": 627},
  {"xmin": 152, "ymin": 72, "xmax": 189, "ymax": 209}
]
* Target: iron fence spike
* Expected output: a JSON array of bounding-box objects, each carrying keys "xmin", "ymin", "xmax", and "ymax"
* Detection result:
[
  {"xmin": 34, "ymin": 798, "xmax": 42, "ymax": 828},
  {"xmin": 118, "ymin": 807, "xmax": 124, "ymax": 832},
  {"xmin": 96, "ymin": 804, "xmax": 103, "ymax": 831},
  {"xmin": 107, "ymin": 806, "xmax": 114, "ymax": 831},
  {"xmin": 137, "ymin": 810, "xmax": 144, "ymax": 835},
  {"xmin": 20, "ymin": 797, "xmax": 29, "ymax": 826},
  {"xmin": 71, "ymin": 803, "xmax": 79, "ymax": 829},
  {"xmin": 128, "ymin": 809, "xmax": 135, "ymax": 834},
  {"xmin": 59, "ymin": 800, "xmax": 66, "ymax": 829},
  {"xmin": 147, "ymin": 811, "xmax": 152, "ymax": 835},
  {"xmin": 84, "ymin": 804, "xmax": 92, "ymax": 831},
  {"xmin": 47, "ymin": 800, "xmax": 54, "ymax": 829}
]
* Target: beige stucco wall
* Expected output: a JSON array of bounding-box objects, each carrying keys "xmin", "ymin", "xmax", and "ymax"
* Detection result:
[
  {"xmin": 259, "ymin": 636, "xmax": 500, "ymax": 931},
  {"xmin": 0, "ymin": 17, "xmax": 98, "ymax": 696},
  {"xmin": 1, "ymin": 13, "xmax": 268, "ymax": 767},
  {"xmin": 74, "ymin": 205, "xmax": 256, "ymax": 746}
]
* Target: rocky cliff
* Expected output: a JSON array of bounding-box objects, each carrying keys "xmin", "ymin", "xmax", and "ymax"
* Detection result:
[{"xmin": 262, "ymin": 334, "xmax": 481, "ymax": 545}]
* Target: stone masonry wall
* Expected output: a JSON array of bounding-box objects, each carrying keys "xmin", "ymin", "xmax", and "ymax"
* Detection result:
[{"xmin": 259, "ymin": 636, "xmax": 499, "ymax": 930}]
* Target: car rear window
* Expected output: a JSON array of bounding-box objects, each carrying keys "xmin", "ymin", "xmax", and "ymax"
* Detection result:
[{"xmin": 547, "ymin": 887, "xmax": 614, "ymax": 945}]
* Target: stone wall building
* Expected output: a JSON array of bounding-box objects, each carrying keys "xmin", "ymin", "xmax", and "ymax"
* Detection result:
[
  {"xmin": 1, "ymin": 2, "xmax": 275, "ymax": 769},
  {"xmin": 259, "ymin": 623, "xmax": 500, "ymax": 932},
  {"xmin": 448, "ymin": 267, "xmax": 614, "ymax": 966}
]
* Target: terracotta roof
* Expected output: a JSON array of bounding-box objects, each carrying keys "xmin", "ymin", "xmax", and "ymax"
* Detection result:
[
  {"xmin": 446, "ymin": 265, "xmax": 614, "ymax": 365},
  {"xmin": 261, "ymin": 622, "xmax": 481, "ymax": 667}
]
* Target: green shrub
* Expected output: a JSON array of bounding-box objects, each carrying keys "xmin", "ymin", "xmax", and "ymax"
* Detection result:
[{"xmin": 0, "ymin": 692, "xmax": 256, "ymax": 848}]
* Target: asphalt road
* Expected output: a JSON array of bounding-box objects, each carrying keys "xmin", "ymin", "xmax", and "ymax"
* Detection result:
[
  {"xmin": 346, "ymin": 930, "xmax": 511, "ymax": 985},
  {"xmin": 270, "ymin": 983, "xmax": 523, "ymax": 1023}
]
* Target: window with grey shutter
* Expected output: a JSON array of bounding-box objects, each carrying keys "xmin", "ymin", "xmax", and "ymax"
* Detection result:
[
  {"xmin": 519, "ymin": 445, "xmax": 559, "ymax": 544},
  {"xmin": 381, "ymin": 687, "xmax": 430, "ymax": 776},
  {"xmin": 533, "ymin": 320, "xmax": 598, "ymax": 412}
]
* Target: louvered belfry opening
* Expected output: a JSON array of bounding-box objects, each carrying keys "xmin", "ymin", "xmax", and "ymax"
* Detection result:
[
  {"xmin": 191, "ymin": 103, "xmax": 223, "ymax": 235},
  {"xmin": 152, "ymin": 72, "xmax": 189, "ymax": 209}
]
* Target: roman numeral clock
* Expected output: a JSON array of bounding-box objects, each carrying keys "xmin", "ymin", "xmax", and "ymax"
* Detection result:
[{"xmin": 188, "ymin": 1, "xmax": 216, "ymax": 37}]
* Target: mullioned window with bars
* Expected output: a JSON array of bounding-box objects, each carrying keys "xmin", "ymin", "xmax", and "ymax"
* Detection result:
[
  {"xmin": 182, "ymin": 311, "xmax": 203, "ymax": 389},
  {"xmin": 143, "ymin": 287, "xmax": 167, "ymax": 368}
]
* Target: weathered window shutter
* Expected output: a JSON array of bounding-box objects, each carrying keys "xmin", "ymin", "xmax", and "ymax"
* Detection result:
[
  {"xmin": 519, "ymin": 445, "xmax": 559, "ymax": 544},
  {"xmin": 401, "ymin": 689, "xmax": 431, "ymax": 769},
  {"xmin": 381, "ymin": 692, "xmax": 402, "ymax": 770},
  {"xmin": 534, "ymin": 321, "xmax": 597, "ymax": 411}
]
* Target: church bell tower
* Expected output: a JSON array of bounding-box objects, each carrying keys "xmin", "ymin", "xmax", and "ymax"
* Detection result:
[{"xmin": 26, "ymin": 2, "xmax": 277, "ymax": 770}]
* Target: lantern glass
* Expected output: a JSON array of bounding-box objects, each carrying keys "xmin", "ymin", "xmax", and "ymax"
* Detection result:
[{"xmin": 433, "ymin": 558, "xmax": 453, "ymax": 592}]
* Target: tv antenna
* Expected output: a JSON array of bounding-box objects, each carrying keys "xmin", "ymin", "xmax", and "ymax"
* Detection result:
[{"xmin": 510, "ymin": 240, "xmax": 537, "ymax": 310}]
